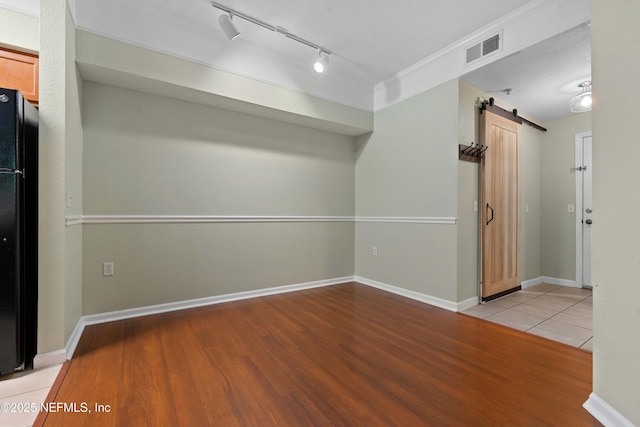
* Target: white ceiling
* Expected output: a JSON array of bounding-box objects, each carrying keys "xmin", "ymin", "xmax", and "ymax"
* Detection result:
[
  {"xmin": 2, "ymin": 0, "xmax": 591, "ymax": 120},
  {"xmin": 80, "ymin": 0, "xmax": 531, "ymax": 85},
  {"xmin": 231, "ymin": 0, "xmax": 536, "ymax": 83},
  {"xmin": 462, "ymin": 23, "xmax": 591, "ymax": 122}
]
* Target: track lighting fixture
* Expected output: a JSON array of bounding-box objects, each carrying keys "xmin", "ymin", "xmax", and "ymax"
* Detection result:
[
  {"xmin": 570, "ymin": 81, "xmax": 592, "ymax": 113},
  {"xmin": 219, "ymin": 13, "xmax": 240, "ymax": 41},
  {"xmin": 313, "ymin": 50, "xmax": 329, "ymax": 73},
  {"xmin": 211, "ymin": 1, "xmax": 332, "ymax": 73}
]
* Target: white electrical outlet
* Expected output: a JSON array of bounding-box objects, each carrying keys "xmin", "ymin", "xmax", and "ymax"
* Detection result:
[
  {"xmin": 373, "ymin": 246, "xmax": 378, "ymax": 256},
  {"xmin": 568, "ymin": 204, "xmax": 575, "ymax": 213},
  {"xmin": 103, "ymin": 262, "xmax": 114, "ymax": 276}
]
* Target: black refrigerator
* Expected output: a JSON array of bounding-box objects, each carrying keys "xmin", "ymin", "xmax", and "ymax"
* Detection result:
[{"xmin": 0, "ymin": 88, "xmax": 38, "ymax": 375}]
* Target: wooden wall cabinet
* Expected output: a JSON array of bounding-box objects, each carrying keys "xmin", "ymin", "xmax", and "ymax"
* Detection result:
[{"xmin": 0, "ymin": 47, "xmax": 39, "ymax": 106}]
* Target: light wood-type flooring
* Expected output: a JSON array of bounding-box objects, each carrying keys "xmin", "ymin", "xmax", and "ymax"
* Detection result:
[{"xmin": 41, "ymin": 282, "xmax": 600, "ymax": 426}]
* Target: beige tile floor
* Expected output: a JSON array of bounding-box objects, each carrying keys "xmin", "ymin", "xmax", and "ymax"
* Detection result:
[
  {"xmin": 462, "ymin": 283, "xmax": 593, "ymax": 351},
  {"xmin": 0, "ymin": 364, "xmax": 62, "ymax": 427}
]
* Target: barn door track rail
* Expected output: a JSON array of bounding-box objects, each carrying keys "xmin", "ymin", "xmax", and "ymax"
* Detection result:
[{"xmin": 481, "ymin": 97, "xmax": 547, "ymax": 132}]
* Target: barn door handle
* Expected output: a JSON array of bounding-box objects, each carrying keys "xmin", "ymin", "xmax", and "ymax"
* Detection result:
[{"xmin": 486, "ymin": 203, "xmax": 494, "ymax": 225}]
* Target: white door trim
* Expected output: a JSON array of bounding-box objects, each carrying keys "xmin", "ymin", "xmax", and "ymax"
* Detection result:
[{"xmin": 575, "ymin": 131, "xmax": 592, "ymax": 288}]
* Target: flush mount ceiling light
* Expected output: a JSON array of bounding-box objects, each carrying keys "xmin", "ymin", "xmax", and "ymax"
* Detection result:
[
  {"xmin": 570, "ymin": 81, "xmax": 592, "ymax": 113},
  {"xmin": 313, "ymin": 50, "xmax": 329, "ymax": 74},
  {"xmin": 210, "ymin": 1, "xmax": 332, "ymax": 73},
  {"xmin": 218, "ymin": 13, "xmax": 239, "ymax": 41}
]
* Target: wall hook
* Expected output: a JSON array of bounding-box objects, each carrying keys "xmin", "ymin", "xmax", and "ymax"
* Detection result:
[{"xmin": 459, "ymin": 142, "xmax": 487, "ymax": 163}]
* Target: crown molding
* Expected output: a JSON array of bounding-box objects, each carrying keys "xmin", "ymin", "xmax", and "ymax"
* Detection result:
[{"xmin": 0, "ymin": 0, "xmax": 39, "ymax": 17}]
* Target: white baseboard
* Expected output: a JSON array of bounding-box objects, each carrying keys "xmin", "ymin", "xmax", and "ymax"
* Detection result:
[
  {"xmin": 521, "ymin": 276, "xmax": 544, "ymax": 288},
  {"xmin": 68, "ymin": 274, "xmax": 575, "ymax": 359},
  {"xmin": 521, "ymin": 276, "xmax": 578, "ymax": 289},
  {"xmin": 65, "ymin": 276, "xmax": 354, "ymax": 359},
  {"xmin": 583, "ymin": 393, "xmax": 636, "ymax": 427},
  {"xmin": 542, "ymin": 276, "xmax": 579, "ymax": 288},
  {"xmin": 355, "ymin": 276, "xmax": 462, "ymax": 312},
  {"xmin": 457, "ymin": 296, "xmax": 480, "ymax": 312},
  {"xmin": 65, "ymin": 314, "xmax": 87, "ymax": 360},
  {"xmin": 33, "ymin": 349, "xmax": 67, "ymax": 369}
]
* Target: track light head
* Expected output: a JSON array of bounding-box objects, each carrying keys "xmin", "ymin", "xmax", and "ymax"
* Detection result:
[
  {"xmin": 219, "ymin": 13, "xmax": 240, "ymax": 41},
  {"xmin": 210, "ymin": 2, "xmax": 333, "ymax": 73},
  {"xmin": 313, "ymin": 50, "xmax": 329, "ymax": 73}
]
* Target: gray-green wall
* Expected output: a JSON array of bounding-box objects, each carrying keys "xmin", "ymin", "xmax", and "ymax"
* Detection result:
[
  {"xmin": 592, "ymin": 0, "xmax": 640, "ymax": 423},
  {"xmin": 81, "ymin": 82, "xmax": 355, "ymax": 314},
  {"xmin": 81, "ymin": 73, "xmax": 592, "ymax": 316},
  {"xmin": 355, "ymin": 79, "xmax": 459, "ymax": 301},
  {"xmin": 541, "ymin": 112, "xmax": 591, "ymax": 281},
  {"xmin": 38, "ymin": 0, "xmax": 84, "ymax": 354},
  {"xmin": 520, "ymin": 125, "xmax": 543, "ymax": 282},
  {"xmin": 457, "ymin": 80, "xmax": 481, "ymax": 301},
  {"xmin": 355, "ymin": 77, "xmax": 558, "ymax": 305}
]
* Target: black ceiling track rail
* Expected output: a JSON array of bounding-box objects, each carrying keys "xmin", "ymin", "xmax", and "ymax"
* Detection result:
[{"xmin": 481, "ymin": 97, "xmax": 547, "ymax": 132}]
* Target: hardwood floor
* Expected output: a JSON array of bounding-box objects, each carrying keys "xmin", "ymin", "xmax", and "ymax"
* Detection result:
[{"xmin": 43, "ymin": 283, "xmax": 600, "ymax": 426}]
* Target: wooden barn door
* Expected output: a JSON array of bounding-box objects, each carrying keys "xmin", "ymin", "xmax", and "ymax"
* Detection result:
[{"xmin": 480, "ymin": 111, "xmax": 521, "ymax": 301}]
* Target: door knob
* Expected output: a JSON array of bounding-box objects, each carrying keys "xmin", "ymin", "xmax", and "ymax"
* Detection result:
[
  {"xmin": 586, "ymin": 208, "xmax": 593, "ymax": 213},
  {"xmin": 585, "ymin": 219, "xmax": 593, "ymax": 225}
]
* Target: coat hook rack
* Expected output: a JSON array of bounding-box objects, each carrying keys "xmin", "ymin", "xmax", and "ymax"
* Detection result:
[{"xmin": 459, "ymin": 142, "xmax": 488, "ymax": 163}]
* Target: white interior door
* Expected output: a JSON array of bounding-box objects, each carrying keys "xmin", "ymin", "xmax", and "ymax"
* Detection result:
[{"xmin": 575, "ymin": 132, "xmax": 592, "ymax": 289}]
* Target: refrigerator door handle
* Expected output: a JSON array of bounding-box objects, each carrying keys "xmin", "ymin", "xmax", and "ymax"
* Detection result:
[{"xmin": 0, "ymin": 168, "xmax": 24, "ymax": 177}]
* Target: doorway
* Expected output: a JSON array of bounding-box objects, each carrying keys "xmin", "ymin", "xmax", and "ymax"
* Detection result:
[{"xmin": 575, "ymin": 131, "xmax": 593, "ymax": 289}]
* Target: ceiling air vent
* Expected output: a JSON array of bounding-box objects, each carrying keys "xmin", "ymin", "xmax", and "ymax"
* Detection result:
[
  {"xmin": 466, "ymin": 31, "xmax": 502, "ymax": 65},
  {"xmin": 466, "ymin": 43, "xmax": 482, "ymax": 63}
]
